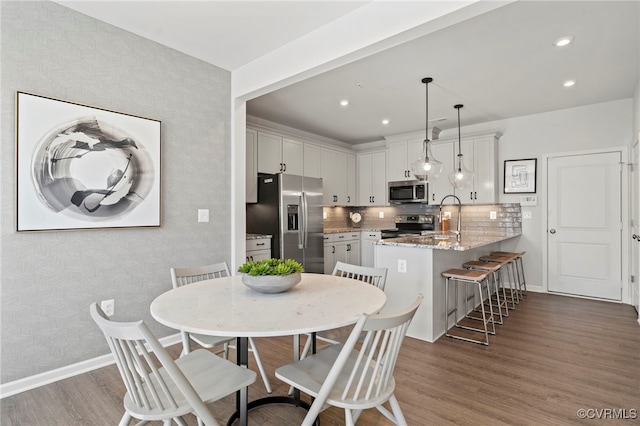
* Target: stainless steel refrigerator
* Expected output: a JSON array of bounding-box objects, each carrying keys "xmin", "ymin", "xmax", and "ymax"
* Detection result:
[{"xmin": 246, "ymin": 173, "xmax": 324, "ymax": 273}]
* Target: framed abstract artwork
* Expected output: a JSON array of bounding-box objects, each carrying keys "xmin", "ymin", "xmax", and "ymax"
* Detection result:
[
  {"xmin": 16, "ymin": 92, "xmax": 161, "ymax": 231},
  {"xmin": 504, "ymin": 158, "xmax": 537, "ymax": 194}
]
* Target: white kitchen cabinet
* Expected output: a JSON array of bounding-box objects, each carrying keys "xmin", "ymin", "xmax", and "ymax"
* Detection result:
[
  {"xmin": 321, "ymin": 148, "xmax": 350, "ymax": 205},
  {"xmin": 246, "ymin": 128, "xmax": 258, "ymax": 203},
  {"xmin": 360, "ymin": 231, "xmax": 381, "ymax": 267},
  {"xmin": 428, "ymin": 140, "xmax": 455, "ymax": 204},
  {"xmin": 323, "ymin": 232, "xmax": 360, "ymax": 274},
  {"xmin": 346, "ymin": 153, "xmax": 356, "ymax": 206},
  {"xmin": 357, "ymin": 151, "xmax": 387, "ymax": 206},
  {"xmin": 246, "ymin": 237, "xmax": 271, "ymax": 262},
  {"xmin": 303, "ymin": 143, "xmax": 322, "ymax": 178},
  {"xmin": 387, "ymin": 139, "xmax": 424, "ymax": 182},
  {"xmin": 456, "ymin": 134, "xmax": 498, "ymax": 204},
  {"xmin": 257, "ymin": 131, "xmax": 303, "ymax": 175}
]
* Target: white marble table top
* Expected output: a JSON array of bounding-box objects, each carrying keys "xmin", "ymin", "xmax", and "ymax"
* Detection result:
[{"xmin": 150, "ymin": 273, "xmax": 387, "ymax": 338}]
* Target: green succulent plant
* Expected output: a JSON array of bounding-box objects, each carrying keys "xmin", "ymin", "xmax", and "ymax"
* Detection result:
[{"xmin": 238, "ymin": 258, "xmax": 304, "ymax": 276}]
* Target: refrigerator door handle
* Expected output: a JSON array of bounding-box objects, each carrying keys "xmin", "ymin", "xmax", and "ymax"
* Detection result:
[{"xmin": 301, "ymin": 192, "xmax": 308, "ymax": 249}]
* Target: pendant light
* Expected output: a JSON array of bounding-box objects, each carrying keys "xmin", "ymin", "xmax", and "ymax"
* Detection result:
[
  {"xmin": 411, "ymin": 77, "xmax": 442, "ymax": 182},
  {"xmin": 448, "ymin": 104, "xmax": 473, "ymax": 189}
]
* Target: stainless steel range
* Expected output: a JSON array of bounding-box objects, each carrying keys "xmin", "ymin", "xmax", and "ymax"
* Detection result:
[{"xmin": 381, "ymin": 214, "xmax": 435, "ymax": 239}]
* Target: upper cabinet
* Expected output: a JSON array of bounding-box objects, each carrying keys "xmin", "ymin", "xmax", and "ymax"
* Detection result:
[
  {"xmin": 257, "ymin": 131, "xmax": 303, "ymax": 175},
  {"xmin": 246, "ymin": 129, "xmax": 258, "ymax": 203},
  {"xmin": 303, "ymin": 143, "xmax": 322, "ymax": 179},
  {"xmin": 387, "ymin": 139, "xmax": 424, "ymax": 182},
  {"xmin": 346, "ymin": 153, "xmax": 356, "ymax": 206},
  {"xmin": 358, "ymin": 151, "xmax": 387, "ymax": 206},
  {"xmin": 321, "ymin": 148, "xmax": 354, "ymax": 206},
  {"xmin": 455, "ymin": 134, "xmax": 499, "ymax": 204}
]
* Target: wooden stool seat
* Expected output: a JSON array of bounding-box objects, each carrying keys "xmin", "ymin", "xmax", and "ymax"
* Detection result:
[
  {"xmin": 442, "ymin": 268, "xmax": 490, "ymax": 281},
  {"xmin": 491, "ymin": 250, "xmax": 526, "ymax": 257},
  {"xmin": 462, "ymin": 261, "xmax": 501, "ymax": 272}
]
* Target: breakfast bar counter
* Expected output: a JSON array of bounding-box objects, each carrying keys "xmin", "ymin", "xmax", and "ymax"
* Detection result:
[{"xmin": 375, "ymin": 232, "xmax": 521, "ymax": 343}]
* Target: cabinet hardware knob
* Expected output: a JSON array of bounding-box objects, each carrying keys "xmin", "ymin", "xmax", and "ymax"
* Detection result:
[
  {"xmin": 549, "ymin": 229, "xmax": 556, "ymax": 234},
  {"xmin": 633, "ymin": 234, "xmax": 639, "ymax": 240}
]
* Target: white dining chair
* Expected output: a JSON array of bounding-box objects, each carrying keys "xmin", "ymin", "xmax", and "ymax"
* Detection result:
[
  {"xmin": 298, "ymin": 262, "xmax": 388, "ymax": 360},
  {"xmin": 90, "ymin": 302, "xmax": 256, "ymax": 426},
  {"xmin": 276, "ymin": 294, "xmax": 423, "ymax": 426},
  {"xmin": 170, "ymin": 262, "xmax": 273, "ymax": 394}
]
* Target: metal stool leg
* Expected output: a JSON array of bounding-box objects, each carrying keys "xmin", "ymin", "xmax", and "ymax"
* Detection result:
[{"xmin": 442, "ymin": 269, "xmax": 493, "ymax": 346}]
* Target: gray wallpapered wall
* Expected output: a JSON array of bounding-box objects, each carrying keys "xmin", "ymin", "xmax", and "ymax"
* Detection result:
[{"xmin": 1, "ymin": 1, "xmax": 232, "ymax": 383}]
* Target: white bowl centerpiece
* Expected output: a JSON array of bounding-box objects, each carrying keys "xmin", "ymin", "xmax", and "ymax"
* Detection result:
[{"xmin": 238, "ymin": 258, "xmax": 304, "ymax": 294}]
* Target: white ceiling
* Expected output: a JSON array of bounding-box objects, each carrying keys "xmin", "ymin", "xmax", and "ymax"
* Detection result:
[{"xmin": 56, "ymin": 1, "xmax": 639, "ymax": 146}]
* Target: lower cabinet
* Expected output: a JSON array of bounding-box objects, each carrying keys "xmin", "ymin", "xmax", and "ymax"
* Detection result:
[
  {"xmin": 246, "ymin": 237, "xmax": 271, "ymax": 262},
  {"xmin": 323, "ymin": 232, "xmax": 361, "ymax": 274},
  {"xmin": 360, "ymin": 231, "xmax": 381, "ymax": 267}
]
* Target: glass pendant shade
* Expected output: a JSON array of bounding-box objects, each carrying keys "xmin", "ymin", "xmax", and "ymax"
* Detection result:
[
  {"xmin": 449, "ymin": 155, "xmax": 473, "ymax": 189},
  {"xmin": 448, "ymin": 103, "xmax": 473, "ymax": 189},
  {"xmin": 412, "ymin": 141, "xmax": 443, "ymax": 182}
]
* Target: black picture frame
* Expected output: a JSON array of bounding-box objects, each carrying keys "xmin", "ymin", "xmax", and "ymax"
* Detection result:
[{"xmin": 504, "ymin": 158, "xmax": 537, "ymax": 194}]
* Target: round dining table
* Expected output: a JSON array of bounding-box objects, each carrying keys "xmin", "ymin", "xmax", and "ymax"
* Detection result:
[{"xmin": 150, "ymin": 272, "xmax": 387, "ymax": 426}]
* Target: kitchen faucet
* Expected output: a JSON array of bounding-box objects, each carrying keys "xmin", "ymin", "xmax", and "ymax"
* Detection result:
[{"xmin": 439, "ymin": 194, "xmax": 462, "ymax": 243}]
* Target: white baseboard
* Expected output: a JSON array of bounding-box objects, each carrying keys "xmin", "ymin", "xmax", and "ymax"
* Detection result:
[{"xmin": 0, "ymin": 333, "xmax": 182, "ymax": 399}]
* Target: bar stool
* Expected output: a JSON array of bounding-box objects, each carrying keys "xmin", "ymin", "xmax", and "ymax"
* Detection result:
[
  {"xmin": 485, "ymin": 252, "xmax": 524, "ymax": 302},
  {"xmin": 462, "ymin": 260, "xmax": 506, "ymax": 324},
  {"xmin": 491, "ymin": 251, "xmax": 527, "ymax": 298},
  {"xmin": 442, "ymin": 268, "xmax": 495, "ymax": 346},
  {"xmin": 479, "ymin": 255, "xmax": 519, "ymax": 309}
]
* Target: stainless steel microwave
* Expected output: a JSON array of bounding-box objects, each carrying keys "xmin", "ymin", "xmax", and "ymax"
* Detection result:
[{"xmin": 388, "ymin": 180, "xmax": 428, "ymax": 204}]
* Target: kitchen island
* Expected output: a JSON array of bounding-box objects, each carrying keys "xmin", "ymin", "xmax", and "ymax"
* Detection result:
[{"xmin": 375, "ymin": 232, "xmax": 520, "ymax": 343}]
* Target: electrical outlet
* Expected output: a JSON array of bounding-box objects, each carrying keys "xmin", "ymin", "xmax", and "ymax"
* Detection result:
[
  {"xmin": 198, "ymin": 209, "xmax": 209, "ymax": 223},
  {"xmin": 523, "ymin": 211, "xmax": 532, "ymax": 220},
  {"xmin": 101, "ymin": 299, "xmax": 115, "ymax": 317},
  {"xmin": 379, "ymin": 211, "xmax": 385, "ymax": 219},
  {"xmin": 398, "ymin": 259, "xmax": 407, "ymax": 273},
  {"xmin": 490, "ymin": 211, "xmax": 497, "ymax": 220}
]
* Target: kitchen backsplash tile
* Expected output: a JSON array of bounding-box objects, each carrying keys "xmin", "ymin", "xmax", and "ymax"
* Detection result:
[{"xmin": 323, "ymin": 203, "xmax": 522, "ymax": 236}]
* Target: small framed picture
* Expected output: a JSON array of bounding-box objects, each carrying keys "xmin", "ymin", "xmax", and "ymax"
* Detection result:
[{"xmin": 504, "ymin": 158, "xmax": 537, "ymax": 194}]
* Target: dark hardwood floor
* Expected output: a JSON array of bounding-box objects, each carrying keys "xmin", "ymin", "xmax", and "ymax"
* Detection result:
[{"xmin": 2, "ymin": 292, "xmax": 639, "ymax": 425}]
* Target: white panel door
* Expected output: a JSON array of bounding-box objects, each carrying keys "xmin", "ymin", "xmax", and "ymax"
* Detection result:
[{"xmin": 547, "ymin": 152, "xmax": 622, "ymax": 300}]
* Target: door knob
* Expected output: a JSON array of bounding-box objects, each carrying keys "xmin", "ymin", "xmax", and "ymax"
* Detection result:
[{"xmin": 549, "ymin": 229, "xmax": 556, "ymax": 234}]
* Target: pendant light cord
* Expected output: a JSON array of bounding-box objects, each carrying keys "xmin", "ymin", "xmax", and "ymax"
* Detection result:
[
  {"xmin": 423, "ymin": 77, "xmax": 433, "ymax": 160},
  {"xmin": 455, "ymin": 104, "xmax": 463, "ymax": 171}
]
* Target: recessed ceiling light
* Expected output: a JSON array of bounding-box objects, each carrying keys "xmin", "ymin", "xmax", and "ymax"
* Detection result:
[
  {"xmin": 563, "ymin": 80, "xmax": 576, "ymax": 87},
  {"xmin": 554, "ymin": 36, "xmax": 574, "ymax": 47},
  {"xmin": 382, "ymin": 119, "xmax": 390, "ymax": 125},
  {"xmin": 340, "ymin": 99, "xmax": 349, "ymax": 107}
]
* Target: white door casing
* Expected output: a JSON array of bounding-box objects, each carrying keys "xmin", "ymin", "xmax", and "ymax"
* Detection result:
[
  {"xmin": 547, "ymin": 151, "xmax": 623, "ymax": 300},
  {"xmin": 632, "ymin": 141, "xmax": 640, "ymax": 317}
]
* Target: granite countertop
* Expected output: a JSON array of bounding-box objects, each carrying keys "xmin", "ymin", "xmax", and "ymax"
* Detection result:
[
  {"xmin": 375, "ymin": 232, "xmax": 521, "ymax": 251},
  {"xmin": 324, "ymin": 227, "xmax": 396, "ymax": 234},
  {"xmin": 246, "ymin": 233, "xmax": 272, "ymax": 239}
]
